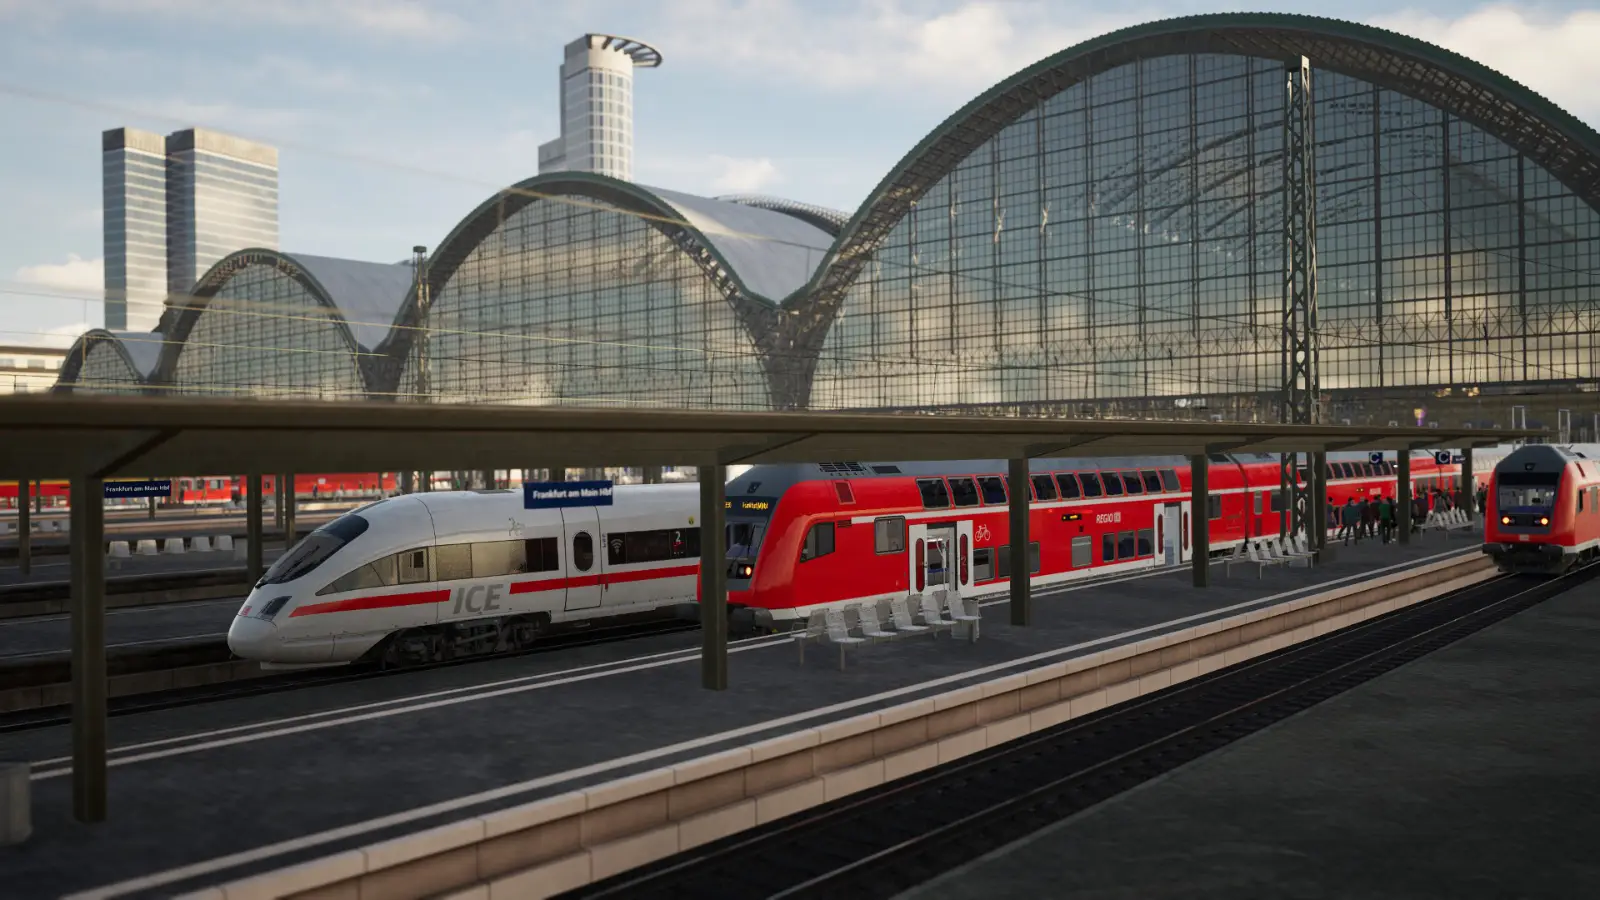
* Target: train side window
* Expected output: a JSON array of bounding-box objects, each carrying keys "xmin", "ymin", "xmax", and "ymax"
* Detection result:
[
  {"xmin": 1031, "ymin": 474, "xmax": 1058, "ymax": 502},
  {"xmin": 1582, "ymin": 490, "xmax": 1587, "ymax": 513},
  {"xmin": 949, "ymin": 477, "xmax": 980, "ymax": 507},
  {"xmin": 472, "ymin": 540, "xmax": 527, "ymax": 578},
  {"xmin": 396, "ymin": 548, "xmax": 430, "ymax": 584},
  {"xmin": 1117, "ymin": 531, "xmax": 1136, "ymax": 559},
  {"xmin": 1121, "ymin": 471, "xmax": 1144, "ymax": 495},
  {"xmin": 1101, "ymin": 472, "xmax": 1125, "ymax": 496},
  {"xmin": 317, "ymin": 554, "xmax": 397, "ymax": 596},
  {"xmin": 1102, "ymin": 532, "xmax": 1116, "ymax": 562},
  {"xmin": 1207, "ymin": 495, "xmax": 1222, "ymax": 520},
  {"xmin": 1326, "ymin": 464, "xmax": 1336, "ymax": 480},
  {"xmin": 608, "ymin": 529, "xmax": 698, "ymax": 566},
  {"xmin": 1160, "ymin": 468, "xmax": 1179, "ymax": 492},
  {"xmin": 1055, "ymin": 473, "xmax": 1081, "ymax": 499},
  {"xmin": 1071, "ymin": 535, "xmax": 1092, "ymax": 568},
  {"xmin": 1141, "ymin": 470, "xmax": 1163, "ymax": 493},
  {"xmin": 1253, "ymin": 493, "xmax": 1263, "ymax": 515},
  {"xmin": 874, "ymin": 516, "xmax": 906, "ymax": 554},
  {"xmin": 1137, "ymin": 529, "xmax": 1154, "ymax": 556},
  {"xmin": 974, "ymin": 547, "xmax": 994, "ymax": 581},
  {"xmin": 801, "ymin": 522, "xmax": 835, "ymax": 561},
  {"xmin": 526, "ymin": 536, "xmax": 560, "ymax": 571},
  {"xmin": 977, "ymin": 476, "xmax": 1007, "ymax": 504},
  {"xmin": 917, "ymin": 478, "xmax": 951, "ymax": 509},
  {"xmin": 996, "ymin": 542, "xmax": 1041, "ymax": 577},
  {"xmin": 435, "ymin": 544, "xmax": 472, "ymax": 581},
  {"xmin": 1269, "ymin": 491, "xmax": 1282, "ymax": 513},
  {"xmin": 572, "ymin": 533, "xmax": 594, "ymax": 572},
  {"xmin": 1079, "ymin": 473, "xmax": 1104, "ymax": 498}
]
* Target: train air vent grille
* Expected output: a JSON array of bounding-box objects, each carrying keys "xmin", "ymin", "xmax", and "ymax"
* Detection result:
[
  {"xmin": 819, "ymin": 462, "xmax": 868, "ymax": 475},
  {"xmin": 871, "ymin": 465, "xmax": 902, "ymax": 474}
]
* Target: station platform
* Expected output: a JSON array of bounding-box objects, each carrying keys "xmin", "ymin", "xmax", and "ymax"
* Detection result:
[
  {"xmin": 0, "ymin": 596, "xmax": 243, "ymax": 660},
  {"xmin": 0, "ymin": 533, "xmax": 1476, "ymax": 899},
  {"xmin": 901, "ymin": 550, "xmax": 1600, "ymax": 900}
]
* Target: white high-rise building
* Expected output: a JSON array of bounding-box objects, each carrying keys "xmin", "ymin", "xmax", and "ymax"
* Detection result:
[
  {"xmin": 537, "ymin": 34, "xmax": 661, "ymax": 182},
  {"xmin": 102, "ymin": 128, "xmax": 169, "ymax": 332}
]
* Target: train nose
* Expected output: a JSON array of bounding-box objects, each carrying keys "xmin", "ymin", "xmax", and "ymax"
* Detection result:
[{"xmin": 228, "ymin": 615, "xmax": 278, "ymax": 660}]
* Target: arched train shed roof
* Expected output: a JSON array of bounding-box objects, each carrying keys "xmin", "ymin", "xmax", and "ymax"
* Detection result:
[
  {"xmin": 56, "ymin": 329, "xmax": 164, "ymax": 393},
  {"xmin": 799, "ymin": 12, "xmax": 1600, "ymax": 327},
  {"xmin": 151, "ymin": 248, "xmax": 415, "ymax": 389}
]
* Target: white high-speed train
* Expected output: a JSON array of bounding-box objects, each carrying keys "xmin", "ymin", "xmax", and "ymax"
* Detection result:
[{"xmin": 227, "ymin": 484, "xmax": 703, "ymax": 668}]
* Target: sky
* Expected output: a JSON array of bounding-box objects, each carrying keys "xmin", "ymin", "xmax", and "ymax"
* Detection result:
[{"xmin": 3, "ymin": 0, "xmax": 1600, "ymax": 347}]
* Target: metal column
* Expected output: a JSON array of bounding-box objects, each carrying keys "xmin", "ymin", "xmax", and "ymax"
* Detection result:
[
  {"xmin": 283, "ymin": 474, "xmax": 296, "ymax": 551},
  {"xmin": 1460, "ymin": 448, "xmax": 1475, "ymax": 524},
  {"xmin": 1280, "ymin": 55, "xmax": 1319, "ymax": 543},
  {"xmin": 273, "ymin": 475, "xmax": 284, "ymax": 530},
  {"xmin": 1190, "ymin": 455, "xmax": 1210, "ymax": 587},
  {"xmin": 400, "ymin": 471, "xmax": 414, "ymax": 494},
  {"xmin": 69, "ymin": 475, "xmax": 106, "ymax": 822},
  {"xmin": 700, "ymin": 461, "xmax": 728, "ymax": 690},
  {"xmin": 16, "ymin": 482, "xmax": 28, "ymax": 577},
  {"xmin": 1310, "ymin": 451, "xmax": 1328, "ymax": 551},
  {"xmin": 246, "ymin": 474, "xmax": 263, "ymax": 584},
  {"xmin": 1397, "ymin": 452, "xmax": 1413, "ymax": 544},
  {"xmin": 1008, "ymin": 458, "xmax": 1031, "ymax": 625},
  {"xmin": 643, "ymin": 465, "xmax": 663, "ymax": 485}
]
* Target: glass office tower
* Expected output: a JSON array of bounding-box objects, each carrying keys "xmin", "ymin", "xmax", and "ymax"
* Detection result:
[
  {"xmin": 165, "ymin": 128, "xmax": 280, "ymax": 298},
  {"xmin": 101, "ymin": 128, "xmax": 169, "ymax": 332},
  {"xmin": 537, "ymin": 34, "xmax": 662, "ymax": 181}
]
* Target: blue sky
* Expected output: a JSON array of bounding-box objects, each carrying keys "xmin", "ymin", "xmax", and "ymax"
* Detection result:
[{"xmin": 3, "ymin": 0, "xmax": 1600, "ymax": 346}]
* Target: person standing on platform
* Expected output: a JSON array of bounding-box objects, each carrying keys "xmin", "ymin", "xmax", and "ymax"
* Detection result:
[
  {"xmin": 1378, "ymin": 495, "xmax": 1394, "ymax": 543},
  {"xmin": 1360, "ymin": 496, "xmax": 1377, "ymax": 539},
  {"xmin": 1340, "ymin": 499, "xmax": 1360, "ymax": 545},
  {"xmin": 1477, "ymin": 484, "xmax": 1488, "ymax": 515}
]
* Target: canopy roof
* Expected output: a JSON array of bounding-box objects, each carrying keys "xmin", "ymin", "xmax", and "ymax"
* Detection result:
[{"xmin": 0, "ymin": 395, "xmax": 1536, "ymax": 481}]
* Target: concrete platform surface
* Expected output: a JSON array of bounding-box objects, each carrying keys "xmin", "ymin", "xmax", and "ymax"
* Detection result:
[
  {"xmin": 0, "ymin": 596, "xmax": 243, "ymax": 660},
  {"xmin": 901, "ymin": 555, "xmax": 1600, "ymax": 900},
  {"xmin": 0, "ymin": 543, "xmax": 289, "ymax": 587},
  {"xmin": 0, "ymin": 535, "xmax": 1470, "ymax": 899}
]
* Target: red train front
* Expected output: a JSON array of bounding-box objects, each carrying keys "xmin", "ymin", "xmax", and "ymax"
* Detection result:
[
  {"xmin": 724, "ymin": 451, "xmax": 1473, "ymax": 630},
  {"xmin": 1483, "ymin": 444, "xmax": 1600, "ymax": 574}
]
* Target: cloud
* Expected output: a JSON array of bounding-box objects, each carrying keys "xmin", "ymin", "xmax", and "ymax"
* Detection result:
[
  {"xmin": 653, "ymin": 0, "xmax": 1143, "ymax": 98},
  {"xmin": 1370, "ymin": 6, "xmax": 1600, "ymax": 122},
  {"xmin": 709, "ymin": 155, "xmax": 783, "ymax": 193},
  {"xmin": 16, "ymin": 254, "xmax": 103, "ymax": 294}
]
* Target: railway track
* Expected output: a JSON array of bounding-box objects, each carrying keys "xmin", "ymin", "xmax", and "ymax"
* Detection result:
[
  {"xmin": 0, "ymin": 616, "xmax": 700, "ymax": 734},
  {"xmin": 563, "ymin": 564, "xmax": 1598, "ymax": 900}
]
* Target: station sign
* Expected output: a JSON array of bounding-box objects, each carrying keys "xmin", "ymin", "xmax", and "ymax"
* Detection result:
[
  {"xmin": 523, "ymin": 480, "xmax": 613, "ymax": 509},
  {"xmin": 1368, "ymin": 452, "xmax": 1384, "ymax": 466},
  {"xmin": 103, "ymin": 480, "xmax": 171, "ymax": 499},
  {"xmin": 1434, "ymin": 451, "xmax": 1452, "ymax": 465}
]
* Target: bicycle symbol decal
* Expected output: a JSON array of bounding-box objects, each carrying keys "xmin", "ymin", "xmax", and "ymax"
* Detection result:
[{"xmin": 974, "ymin": 524, "xmax": 991, "ymax": 542}]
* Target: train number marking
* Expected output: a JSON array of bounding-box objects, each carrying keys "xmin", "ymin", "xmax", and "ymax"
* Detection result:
[
  {"xmin": 1095, "ymin": 512, "xmax": 1122, "ymax": 524},
  {"xmin": 452, "ymin": 583, "xmax": 506, "ymax": 616}
]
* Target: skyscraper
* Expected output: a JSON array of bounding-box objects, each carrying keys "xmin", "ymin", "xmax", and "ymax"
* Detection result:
[
  {"xmin": 101, "ymin": 128, "xmax": 168, "ymax": 332},
  {"xmin": 165, "ymin": 128, "xmax": 279, "ymax": 297},
  {"xmin": 537, "ymin": 34, "xmax": 661, "ymax": 182}
]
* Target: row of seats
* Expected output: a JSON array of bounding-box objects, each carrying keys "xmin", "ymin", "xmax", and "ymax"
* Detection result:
[
  {"xmin": 0, "ymin": 520, "xmax": 68, "ymax": 534},
  {"xmin": 795, "ymin": 587, "xmax": 982, "ymax": 671},
  {"xmin": 1224, "ymin": 533, "xmax": 1316, "ymax": 578},
  {"xmin": 1421, "ymin": 507, "xmax": 1476, "ymax": 534}
]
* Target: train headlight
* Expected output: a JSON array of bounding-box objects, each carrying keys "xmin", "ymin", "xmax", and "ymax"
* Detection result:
[
  {"xmin": 1501, "ymin": 516, "xmax": 1511, "ymax": 526},
  {"xmin": 1539, "ymin": 516, "xmax": 1550, "ymax": 526},
  {"xmin": 737, "ymin": 564, "xmax": 754, "ymax": 578}
]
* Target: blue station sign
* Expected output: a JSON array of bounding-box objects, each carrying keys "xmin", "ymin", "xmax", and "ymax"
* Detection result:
[
  {"xmin": 1368, "ymin": 452, "xmax": 1385, "ymax": 466},
  {"xmin": 523, "ymin": 480, "xmax": 614, "ymax": 509},
  {"xmin": 104, "ymin": 480, "xmax": 172, "ymax": 499}
]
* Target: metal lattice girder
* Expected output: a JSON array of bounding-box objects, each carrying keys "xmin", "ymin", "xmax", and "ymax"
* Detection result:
[{"xmin": 1281, "ymin": 56, "xmax": 1319, "ymax": 538}]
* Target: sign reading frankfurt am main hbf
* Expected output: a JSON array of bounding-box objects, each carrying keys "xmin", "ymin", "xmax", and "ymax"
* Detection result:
[
  {"xmin": 104, "ymin": 480, "xmax": 172, "ymax": 499},
  {"xmin": 523, "ymin": 480, "xmax": 614, "ymax": 509}
]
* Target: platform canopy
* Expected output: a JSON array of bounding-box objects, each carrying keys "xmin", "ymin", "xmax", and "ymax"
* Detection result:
[{"xmin": 0, "ymin": 394, "xmax": 1540, "ymax": 480}]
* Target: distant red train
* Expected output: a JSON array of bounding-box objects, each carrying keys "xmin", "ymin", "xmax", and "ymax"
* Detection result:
[
  {"xmin": 0, "ymin": 474, "xmax": 397, "ymax": 509},
  {"xmin": 723, "ymin": 450, "xmax": 1488, "ymax": 629},
  {"xmin": 1484, "ymin": 443, "xmax": 1600, "ymax": 574}
]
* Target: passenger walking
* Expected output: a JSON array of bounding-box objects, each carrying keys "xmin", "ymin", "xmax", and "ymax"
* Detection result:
[
  {"xmin": 1378, "ymin": 495, "xmax": 1394, "ymax": 543},
  {"xmin": 1340, "ymin": 499, "xmax": 1360, "ymax": 545},
  {"xmin": 1477, "ymin": 485, "xmax": 1488, "ymax": 515},
  {"xmin": 1360, "ymin": 497, "xmax": 1378, "ymax": 539}
]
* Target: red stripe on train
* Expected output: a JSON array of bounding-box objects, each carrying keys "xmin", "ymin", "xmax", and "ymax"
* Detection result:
[{"xmin": 292, "ymin": 563, "xmax": 701, "ymax": 616}]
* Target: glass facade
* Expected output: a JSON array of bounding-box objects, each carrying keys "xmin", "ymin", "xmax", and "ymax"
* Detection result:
[
  {"xmin": 540, "ymin": 35, "xmax": 657, "ymax": 182},
  {"xmin": 167, "ymin": 139, "xmax": 280, "ymax": 298},
  {"xmin": 811, "ymin": 52, "xmax": 1600, "ymax": 415},
  {"xmin": 169, "ymin": 261, "xmax": 365, "ymax": 400},
  {"xmin": 399, "ymin": 194, "xmax": 770, "ymax": 408},
  {"xmin": 74, "ymin": 339, "xmax": 145, "ymax": 395},
  {"xmin": 102, "ymin": 130, "xmax": 168, "ymax": 332}
]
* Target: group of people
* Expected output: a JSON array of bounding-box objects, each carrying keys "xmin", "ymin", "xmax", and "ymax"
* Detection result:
[{"xmin": 1329, "ymin": 487, "xmax": 1481, "ymax": 546}]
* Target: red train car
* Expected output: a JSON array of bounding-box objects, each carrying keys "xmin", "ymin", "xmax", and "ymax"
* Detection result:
[
  {"xmin": 1484, "ymin": 443, "xmax": 1600, "ymax": 574},
  {"xmin": 723, "ymin": 450, "xmax": 1466, "ymax": 629},
  {"xmin": 0, "ymin": 474, "xmax": 398, "ymax": 509}
]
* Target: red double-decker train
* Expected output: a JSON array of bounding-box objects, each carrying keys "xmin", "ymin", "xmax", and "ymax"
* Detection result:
[
  {"xmin": 724, "ymin": 450, "xmax": 1487, "ymax": 629},
  {"xmin": 1484, "ymin": 443, "xmax": 1600, "ymax": 574},
  {"xmin": 0, "ymin": 474, "xmax": 397, "ymax": 509}
]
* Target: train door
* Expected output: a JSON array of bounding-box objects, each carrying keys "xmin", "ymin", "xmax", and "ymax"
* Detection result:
[
  {"xmin": 954, "ymin": 520, "xmax": 974, "ymax": 596},
  {"xmin": 1179, "ymin": 500, "xmax": 1193, "ymax": 563},
  {"xmin": 908, "ymin": 522, "xmax": 928, "ymax": 597},
  {"xmin": 1161, "ymin": 503, "xmax": 1181, "ymax": 566},
  {"xmin": 561, "ymin": 507, "xmax": 602, "ymax": 611},
  {"xmin": 925, "ymin": 523, "xmax": 955, "ymax": 593}
]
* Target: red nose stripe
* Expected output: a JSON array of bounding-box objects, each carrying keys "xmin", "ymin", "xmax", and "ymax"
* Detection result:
[{"xmin": 290, "ymin": 563, "xmax": 703, "ymax": 617}]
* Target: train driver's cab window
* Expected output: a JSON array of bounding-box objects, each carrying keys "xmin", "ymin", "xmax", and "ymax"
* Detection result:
[
  {"xmin": 259, "ymin": 512, "xmax": 370, "ymax": 587},
  {"xmin": 949, "ymin": 477, "xmax": 980, "ymax": 507},
  {"xmin": 917, "ymin": 478, "xmax": 951, "ymax": 509},
  {"xmin": 801, "ymin": 522, "xmax": 836, "ymax": 561},
  {"xmin": 977, "ymin": 476, "xmax": 1007, "ymax": 505},
  {"xmin": 1031, "ymin": 474, "xmax": 1058, "ymax": 502},
  {"xmin": 1079, "ymin": 472, "xmax": 1104, "ymax": 498},
  {"xmin": 1101, "ymin": 472, "xmax": 1125, "ymax": 496},
  {"xmin": 1055, "ymin": 473, "xmax": 1081, "ymax": 499}
]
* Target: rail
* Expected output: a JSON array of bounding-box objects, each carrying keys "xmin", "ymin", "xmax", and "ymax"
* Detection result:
[{"xmin": 195, "ymin": 550, "xmax": 1496, "ymax": 900}]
